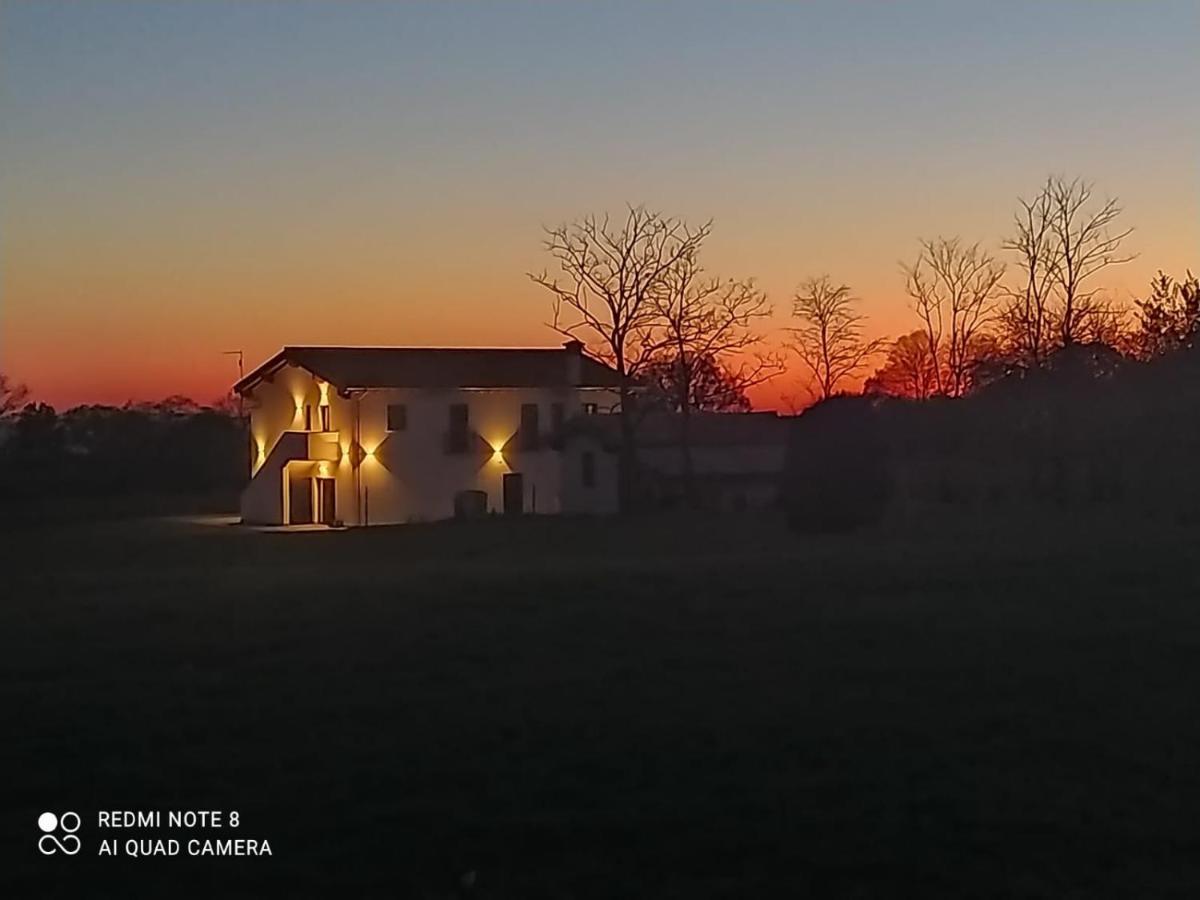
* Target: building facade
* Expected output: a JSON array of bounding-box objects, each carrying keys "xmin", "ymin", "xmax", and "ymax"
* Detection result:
[{"xmin": 234, "ymin": 343, "xmax": 620, "ymax": 525}]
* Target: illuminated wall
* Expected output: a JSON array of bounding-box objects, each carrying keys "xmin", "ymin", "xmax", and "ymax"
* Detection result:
[{"xmin": 240, "ymin": 362, "xmax": 618, "ymax": 525}]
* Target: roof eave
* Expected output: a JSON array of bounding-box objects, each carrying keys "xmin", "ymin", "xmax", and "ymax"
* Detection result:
[{"xmin": 233, "ymin": 349, "xmax": 289, "ymax": 396}]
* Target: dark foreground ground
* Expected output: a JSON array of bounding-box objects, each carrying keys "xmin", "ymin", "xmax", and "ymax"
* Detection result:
[{"xmin": 4, "ymin": 510, "xmax": 1199, "ymax": 898}]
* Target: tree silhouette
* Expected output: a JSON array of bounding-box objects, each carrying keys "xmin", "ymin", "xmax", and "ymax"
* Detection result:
[
  {"xmin": 649, "ymin": 251, "xmax": 779, "ymax": 499},
  {"xmin": 997, "ymin": 177, "xmax": 1135, "ymax": 363},
  {"xmin": 999, "ymin": 186, "xmax": 1057, "ymax": 367},
  {"xmin": 644, "ymin": 353, "xmax": 753, "ymax": 413},
  {"xmin": 1135, "ymin": 270, "xmax": 1199, "ymax": 359},
  {"xmin": 1043, "ymin": 176, "xmax": 1135, "ymax": 347},
  {"xmin": 783, "ymin": 396, "xmax": 892, "ymax": 532},
  {"xmin": 789, "ymin": 276, "xmax": 885, "ymax": 402},
  {"xmin": 0, "ymin": 399, "xmax": 246, "ymax": 507},
  {"xmin": 864, "ymin": 331, "xmax": 939, "ymax": 399},
  {"xmin": 903, "ymin": 237, "xmax": 1005, "ymax": 397},
  {"xmin": 530, "ymin": 207, "xmax": 710, "ymax": 511},
  {"xmin": 0, "ymin": 374, "xmax": 30, "ymax": 418}
]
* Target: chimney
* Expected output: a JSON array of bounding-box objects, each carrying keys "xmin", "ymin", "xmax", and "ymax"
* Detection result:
[{"xmin": 563, "ymin": 339, "xmax": 583, "ymax": 385}]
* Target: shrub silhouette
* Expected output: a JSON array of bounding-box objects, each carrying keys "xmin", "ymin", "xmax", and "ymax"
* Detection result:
[{"xmin": 783, "ymin": 395, "xmax": 892, "ymax": 532}]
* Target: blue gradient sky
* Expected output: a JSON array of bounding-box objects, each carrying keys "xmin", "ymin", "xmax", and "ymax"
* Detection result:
[{"xmin": 2, "ymin": 1, "xmax": 1197, "ymax": 407}]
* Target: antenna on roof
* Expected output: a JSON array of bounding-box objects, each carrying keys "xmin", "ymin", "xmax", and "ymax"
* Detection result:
[{"xmin": 223, "ymin": 350, "xmax": 245, "ymax": 419}]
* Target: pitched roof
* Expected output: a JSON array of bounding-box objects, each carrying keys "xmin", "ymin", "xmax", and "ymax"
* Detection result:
[{"xmin": 235, "ymin": 344, "xmax": 620, "ymax": 394}]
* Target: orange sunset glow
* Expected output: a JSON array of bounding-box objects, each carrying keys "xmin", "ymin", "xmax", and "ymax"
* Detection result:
[{"xmin": 2, "ymin": 3, "xmax": 1197, "ymax": 410}]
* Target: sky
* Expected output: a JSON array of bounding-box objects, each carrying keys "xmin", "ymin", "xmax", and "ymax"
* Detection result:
[{"xmin": 2, "ymin": 1, "xmax": 1197, "ymax": 409}]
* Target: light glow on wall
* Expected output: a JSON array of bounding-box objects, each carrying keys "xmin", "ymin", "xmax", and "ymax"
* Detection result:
[{"xmin": 487, "ymin": 436, "xmax": 511, "ymax": 468}]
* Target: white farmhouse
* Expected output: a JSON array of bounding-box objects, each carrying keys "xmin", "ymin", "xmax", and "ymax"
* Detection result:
[{"xmin": 234, "ymin": 342, "xmax": 621, "ymax": 525}]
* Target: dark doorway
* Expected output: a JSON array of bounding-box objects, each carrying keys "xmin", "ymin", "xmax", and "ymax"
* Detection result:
[
  {"xmin": 289, "ymin": 476, "xmax": 313, "ymax": 524},
  {"xmin": 316, "ymin": 478, "xmax": 336, "ymax": 525},
  {"xmin": 502, "ymin": 473, "xmax": 524, "ymax": 515}
]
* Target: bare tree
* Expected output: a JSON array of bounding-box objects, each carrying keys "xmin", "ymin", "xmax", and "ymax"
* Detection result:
[
  {"xmin": 789, "ymin": 276, "xmax": 886, "ymax": 402},
  {"xmin": 1043, "ymin": 176, "xmax": 1135, "ymax": 347},
  {"xmin": 1075, "ymin": 294, "xmax": 1133, "ymax": 352},
  {"xmin": 529, "ymin": 206, "xmax": 710, "ymax": 510},
  {"xmin": 0, "ymin": 374, "xmax": 30, "ymax": 418},
  {"xmin": 650, "ymin": 254, "xmax": 781, "ymax": 498},
  {"xmin": 903, "ymin": 238, "xmax": 1005, "ymax": 397},
  {"xmin": 999, "ymin": 177, "xmax": 1135, "ymax": 362},
  {"xmin": 999, "ymin": 186, "xmax": 1057, "ymax": 367}
]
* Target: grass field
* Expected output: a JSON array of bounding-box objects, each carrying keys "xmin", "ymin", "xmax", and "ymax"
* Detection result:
[{"xmin": 5, "ymin": 510, "xmax": 1200, "ymax": 898}]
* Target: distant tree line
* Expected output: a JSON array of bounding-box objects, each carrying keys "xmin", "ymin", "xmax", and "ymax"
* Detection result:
[
  {"xmin": 784, "ymin": 337, "xmax": 1200, "ymax": 531},
  {"xmin": 0, "ymin": 390, "xmax": 246, "ymax": 508},
  {"xmin": 536, "ymin": 180, "xmax": 1193, "ymax": 518},
  {"xmin": 2, "ymin": 176, "xmax": 1190, "ymax": 521},
  {"xmin": 789, "ymin": 175, "xmax": 1159, "ymax": 401},
  {"xmin": 782, "ymin": 174, "xmax": 1197, "ymax": 530}
]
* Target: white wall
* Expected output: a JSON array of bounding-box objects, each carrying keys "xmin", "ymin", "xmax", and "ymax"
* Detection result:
[
  {"xmin": 560, "ymin": 432, "xmax": 619, "ymax": 515},
  {"xmin": 241, "ymin": 362, "xmax": 617, "ymax": 525},
  {"xmin": 352, "ymin": 386, "xmax": 598, "ymax": 524},
  {"xmin": 242, "ymin": 365, "xmax": 336, "ymax": 524}
]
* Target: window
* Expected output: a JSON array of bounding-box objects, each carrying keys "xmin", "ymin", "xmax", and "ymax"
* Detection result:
[
  {"xmin": 387, "ymin": 403, "xmax": 407, "ymax": 431},
  {"xmin": 581, "ymin": 451, "xmax": 596, "ymax": 488},
  {"xmin": 583, "ymin": 402, "xmax": 598, "ymax": 415},
  {"xmin": 303, "ymin": 404, "xmax": 313, "ymax": 431},
  {"xmin": 447, "ymin": 403, "xmax": 469, "ymax": 453},
  {"xmin": 551, "ymin": 402, "xmax": 565, "ymax": 432},
  {"xmin": 519, "ymin": 403, "xmax": 540, "ymax": 450},
  {"xmin": 319, "ymin": 405, "xmax": 331, "ymax": 431}
]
